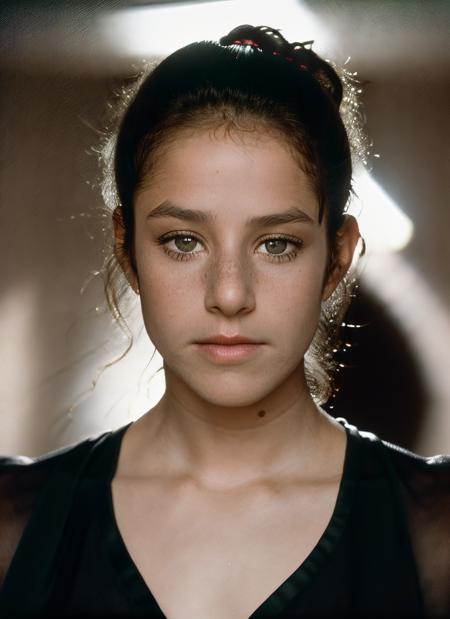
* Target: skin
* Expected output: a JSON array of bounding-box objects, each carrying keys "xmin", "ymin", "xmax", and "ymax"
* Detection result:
[
  {"xmin": 113, "ymin": 125, "xmax": 360, "ymax": 483},
  {"xmin": 111, "ymin": 125, "xmax": 361, "ymax": 617}
]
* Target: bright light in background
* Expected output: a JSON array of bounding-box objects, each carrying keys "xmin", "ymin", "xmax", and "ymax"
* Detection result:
[
  {"xmin": 51, "ymin": 308, "xmax": 166, "ymax": 443},
  {"xmin": 349, "ymin": 167, "xmax": 414, "ymax": 253},
  {"xmin": 0, "ymin": 284, "xmax": 37, "ymax": 453},
  {"xmin": 99, "ymin": 0, "xmax": 413, "ymax": 254},
  {"xmin": 98, "ymin": 0, "xmax": 331, "ymax": 59}
]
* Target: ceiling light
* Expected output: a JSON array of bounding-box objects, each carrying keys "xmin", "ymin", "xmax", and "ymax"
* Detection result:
[{"xmin": 97, "ymin": 0, "xmax": 329, "ymax": 60}]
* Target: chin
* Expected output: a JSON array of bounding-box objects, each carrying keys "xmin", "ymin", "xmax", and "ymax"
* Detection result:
[
  {"xmin": 169, "ymin": 362, "xmax": 298, "ymax": 409},
  {"xmin": 199, "ymin": 387, "xmax": 270, "ymax": 409}
]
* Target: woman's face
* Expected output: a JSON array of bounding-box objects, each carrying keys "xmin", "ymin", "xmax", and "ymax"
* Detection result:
[{"xmin": 118, "ymin": 126, "xmax": 353, "ymax": 408}]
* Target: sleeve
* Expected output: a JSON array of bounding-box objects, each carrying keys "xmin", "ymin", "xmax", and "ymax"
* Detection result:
[
  {"xmin": 0, "ymin": 431, "xmax": 112, "ymax": 615},
  {"xmin": 385, "ymin": 443, "xmax": 450, "ymax": 618},
  {"xmin": 0, "ymin": 456, "xmax": 52, "ymax": 589}
]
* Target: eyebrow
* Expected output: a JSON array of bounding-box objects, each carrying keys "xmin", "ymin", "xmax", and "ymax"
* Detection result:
[{"xmin": 146, "ymin": 200, "xmax": 315, "ymax": 226}]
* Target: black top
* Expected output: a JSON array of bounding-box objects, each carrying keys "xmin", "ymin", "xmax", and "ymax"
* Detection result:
[{"xmin": 0, "ymin": 418, "xmax": 449, "ymax": 618}]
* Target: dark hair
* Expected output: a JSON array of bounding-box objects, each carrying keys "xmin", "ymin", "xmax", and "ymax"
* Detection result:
[{"xmin": 99, "ymin": 24, "xmax": 364, "ymax": 404}]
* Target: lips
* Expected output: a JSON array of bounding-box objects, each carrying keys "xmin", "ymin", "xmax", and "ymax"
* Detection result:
[
  {"xmin": 196, "ymin": 334, "xmax": 263, "ymax": 345},
  {"xmin": 194, "ymin": 337, "xmax": 264, "ymax": 363}
]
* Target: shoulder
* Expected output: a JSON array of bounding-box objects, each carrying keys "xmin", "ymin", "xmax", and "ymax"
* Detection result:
[
  {"xmin": 0, "ymin": 429, "xmax": 115, "ymax": 588},
  {"xmin": 0, "ymin": 428, "xmax": 114, "ymax": 507},
  {"xmin": 379, "ymin": 436, "xmax": 450, "ymax": 497},
  {"xmin": 0, "ymin": 429, "xmax": 114, "ymax": 481},
  {"xmin": 1, "ymin": 427, "xmax": 117, "ymax": 465},
  {"xmin": 340, "ymin": 418, "xmax": 450, "ymax": 475},
  {"xmin": 341, "ymin": 420, "xmax": 450, "ymax": 614},
  {"xmin": 0, "ymin": 429, "xmax": 115, "ymax": 535},
  {"xmin": 345, "ymin": 421, "xmax": 450, "ymax": 547},
  {"xmin": 339, "ymin": 418, "xmax": 450, "ymax": 517},
  {"xmin": 354, "ymin": 424, "xmax": 450, "ymax": 497},
  {"xmin": 350, "ymin": 427, "xmax": 450, "ymax": 616}
]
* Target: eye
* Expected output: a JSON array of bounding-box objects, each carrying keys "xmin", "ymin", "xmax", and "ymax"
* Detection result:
[
  {"xmin": 157, "ymin": 232, "xmax": 303, "ymax": 263},
  {"xmin": 157, "ymin": 233, "xmax": 204, "ymax": 262},
  {"xmin": 257, "ymin": 235, "xmax": 304, "ymax": 262}
]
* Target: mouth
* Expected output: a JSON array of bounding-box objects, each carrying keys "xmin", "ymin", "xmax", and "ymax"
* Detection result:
[
  {"xmin": 194, "ymin": 341, "xmax": 264, "ymax": 363},
  {"xmin": 196, "ymin": 334, "xmax": 263, "ymax": 346}
]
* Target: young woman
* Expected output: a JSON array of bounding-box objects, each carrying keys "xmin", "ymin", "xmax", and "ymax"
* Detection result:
[{"xmin": 0, "ymin": 24, "xmax": 449, "ymax": 619}]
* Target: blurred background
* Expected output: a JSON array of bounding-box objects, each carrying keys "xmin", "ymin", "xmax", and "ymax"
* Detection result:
[{"xmin": 0, "ymin": 0, "xmax": 449, "ymax": 456}]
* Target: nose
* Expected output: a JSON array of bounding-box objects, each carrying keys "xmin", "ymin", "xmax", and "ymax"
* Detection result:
[{"xmin": 204, "ymin": 253, "xmax": 256, "ymax": 317}]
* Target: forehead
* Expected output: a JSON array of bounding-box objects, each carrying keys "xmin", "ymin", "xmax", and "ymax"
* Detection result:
[{"xmin": 135, "ymin": 126, "xmax": 319, "ymax": 222}]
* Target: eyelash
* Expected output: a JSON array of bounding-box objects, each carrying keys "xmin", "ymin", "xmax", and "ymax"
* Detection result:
[{"xmin": 157, "ymin": 232, "xmax": 304, "ymax": 263}]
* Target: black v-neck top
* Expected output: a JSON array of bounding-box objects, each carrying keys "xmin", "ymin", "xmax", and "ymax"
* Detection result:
[{"xmin": 0, "ymin": 418, "xmax": 449, "ymax": 618}]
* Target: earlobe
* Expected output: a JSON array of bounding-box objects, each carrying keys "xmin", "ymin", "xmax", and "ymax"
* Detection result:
[
  {"xmin": 112, "ymin": 208, "xmax": 140, "ymax": 295},
  {"xmin": 321, "ymin": 215, "xmax": 361, "ymax": 301}
]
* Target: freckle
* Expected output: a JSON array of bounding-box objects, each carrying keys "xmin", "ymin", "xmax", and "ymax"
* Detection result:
[{"xmin": 257, "ymin": 410, "xmax": 266, "ymax": 418}]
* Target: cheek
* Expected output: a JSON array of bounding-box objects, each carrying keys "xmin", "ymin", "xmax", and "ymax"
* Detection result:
[
  {"xmin": 261, "ymin": 255, "xmax": 327, "ymax": 346},
  {"xmin": 266, "ymin": 242, "xmax": 327, "ymax": 302},
  {"xmin": 137, "ymin": 262, "xmax": 196, "ymax": 347},
  {"xmin": 273, "ymin": 273, "xmax": 323, "ymax": 330}
]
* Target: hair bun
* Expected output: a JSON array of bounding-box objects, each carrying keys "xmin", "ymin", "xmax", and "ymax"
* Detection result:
[{"xmin": 219, "ymin": 24, "xmax": 343, "ymax": 107}]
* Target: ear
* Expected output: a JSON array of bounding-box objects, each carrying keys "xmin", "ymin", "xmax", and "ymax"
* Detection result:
[
  {"xmin": 322, "ymin": 215, "xmax": 361, "ymax": 301},
  {"xmin": 112, "ymin": 207, "xmax": 140, "ymax": 295}
]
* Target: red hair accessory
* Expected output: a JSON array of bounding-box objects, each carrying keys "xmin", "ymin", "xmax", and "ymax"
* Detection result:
[
  {"xmin": 232, "ymin": 38, "xmax": 260, "ymax": 48},
  {"xmin": 232, "ymin": 38, "xmax": 309, "ymax": 71}
]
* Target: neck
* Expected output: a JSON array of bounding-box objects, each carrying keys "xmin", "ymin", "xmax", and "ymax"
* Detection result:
[{"xmin": 125, "ymin": 366, "xmax": 342, "ymax": 489}]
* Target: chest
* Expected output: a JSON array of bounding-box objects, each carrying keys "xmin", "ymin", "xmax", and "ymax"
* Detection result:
[{"xmin": 111, "ymin": 476, "xmax": 340, "ymax": 619}]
